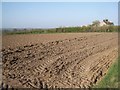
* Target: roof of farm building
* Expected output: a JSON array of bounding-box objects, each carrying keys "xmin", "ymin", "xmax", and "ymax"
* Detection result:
[{"xmin": 92, "ymin": 19, "xmax": 114, "ymax": 27}]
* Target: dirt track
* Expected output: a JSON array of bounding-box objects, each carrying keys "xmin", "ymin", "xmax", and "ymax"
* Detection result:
[{"xmin": 2, "ymin": 33, "xmax": 118, "ymax": 88}]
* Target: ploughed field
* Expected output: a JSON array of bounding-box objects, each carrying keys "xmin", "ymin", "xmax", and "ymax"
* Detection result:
[{"xmin": 2, "ymin": 33, "xmax": 118, "ymax": 88}]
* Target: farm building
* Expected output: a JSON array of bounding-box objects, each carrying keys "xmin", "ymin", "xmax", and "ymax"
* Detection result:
[{"xmin": 99, "ymin": 19, "xmax": 114, "ymax": 26}]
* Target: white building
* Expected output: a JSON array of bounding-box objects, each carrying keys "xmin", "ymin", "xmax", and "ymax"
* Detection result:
[
  {"xmin": 99, "ymin": 21, "xmax": 107, "ymax": 26},
  {"xmin": 99, "ymin": 19, "xmax": 114, "ymax": 26}
]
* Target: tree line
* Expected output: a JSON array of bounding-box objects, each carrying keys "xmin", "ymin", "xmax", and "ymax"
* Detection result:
[{"xmin": 2, "ymin": 20, "xmax": 119, "ymax": 35}]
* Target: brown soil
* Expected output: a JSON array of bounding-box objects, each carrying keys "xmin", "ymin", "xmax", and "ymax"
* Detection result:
[{"xmin": 1, "ymin": 33, "xmax": 118, "ymax": 88}]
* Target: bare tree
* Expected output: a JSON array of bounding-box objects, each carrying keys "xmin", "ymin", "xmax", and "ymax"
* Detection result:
[{"xmin": 92, "ymin": 20, "xmax": 100, "ymax": 27}]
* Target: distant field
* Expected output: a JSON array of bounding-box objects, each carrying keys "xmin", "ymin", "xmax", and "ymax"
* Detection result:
[
  {"xmin": 2, "ymin": 33, "xmax": 118, "ymax": 88},
  {"xmin": 2, "ymin": 32, "xmax": 104, "ymax": 49}
]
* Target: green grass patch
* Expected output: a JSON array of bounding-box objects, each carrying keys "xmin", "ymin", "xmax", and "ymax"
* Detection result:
[{"xmin": 94, "ymin": 58, "xmax": 119, "ymax": 88}]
